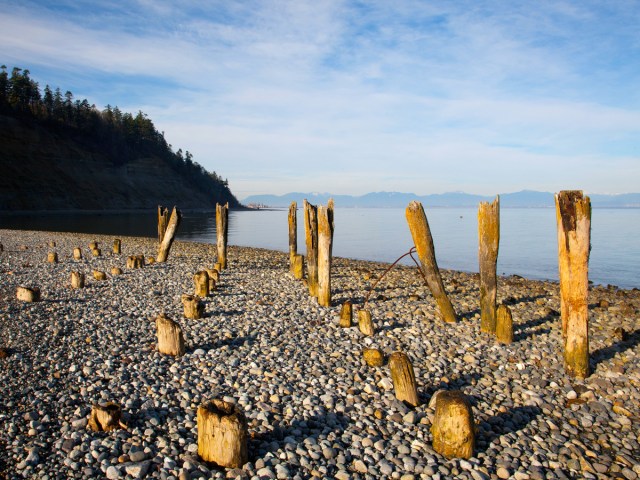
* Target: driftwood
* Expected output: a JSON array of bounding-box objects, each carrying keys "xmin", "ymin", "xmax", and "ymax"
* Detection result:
[
  {"xmin": 406, "ymin": 201, "xmax": 457, "ymax": 323},
  {"xmin": 113, "ymin": 239, "xmax": 121, "ymax": 255},
  {"xmin": 88, "ymin": 402, "xmax": 126, "ymax": 432},
  {"xmin": 194, "ymin": 271, "xmax": 210, "ymax": 297},
  {"xmin": 16, "ymin": 286, "xmax": 40, "ymax": 302},
  {"xmin": 73, "ymin": 248, "xmax": 82, "ymax": 260},
  {"xmin": 303, "ymin": 200, "xmax": 319, "ymax": 297},
  {"xmin": 288, "ymin": 201, "xmax": 297, "ymax": 272},
  {"xmin": 317, "ymin": 200, "xmax": 335, "ymax": 307},
  {"xmin": 93, "ymin": 270, "xmax": 107, "ymax": 281},
  {"xmin": 182, "ymin": 294, "xmax": 205, "ymax": 319},
  {"xmin": 126, "ymin": 255, "xmax": 144, "ymax": 269},
  {"xmin": 478, "ymin": 196, "xmax": 500, "ymax": 333},
  {"xmin": 431, "ymin": 390, "xmax": 475, "ymax": 459},
  {"xmin": 357, "ymin": 309, "xmax": 375, "ymax": 336},
  {"xmin": 156, "ymin": 313, "xmax": 185, "ymax": 356},
  {"xmin": 197, "ymin": 399, "xmax": 248, "ymax": 468},
  {"xmin": 362, "ymin": 348, "xmax": 384, "ymax": 367},
  {"xmin": 555, "ymin": 190, "xmax": 591, "ymax": 379},
  {"xmin": 496, "ymin": 304, "xmax": 513, "ymax": 344},
  {"xmin": 157, "ymin": 206, "xmax": 182, "ymax": 263},
  {"xmin": 389, "ymin": 351, "xmax": 420, "ymax": 407},
  {"xmin": 339, "ymin": 301, "xmax": 352, "ymax": 328},
  {"xmin": 70, "ymin": 271, "xmax": 85, "ymax": 289},
  {"xmin": 292, "ymin": 255, "xmax": 304, "ymax": 280},
  {"xmin": 216, "ymin": 203, "xmax": 229, "ymax": 269},
  {"xmin": 47, "ymin": 252, "xmax": 58, "ymax": 263}
]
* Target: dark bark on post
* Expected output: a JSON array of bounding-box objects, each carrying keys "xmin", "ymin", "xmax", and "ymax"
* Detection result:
[
  {"xmin": 555, "ymin": 190, "xmax": 591, "ymax": 379},
  {"xmin": 405, "ymin": 201, "xmax": 457, "ymax": 323},
  {"xmin": 288, "ymin": 201, "xmax": 297, "ymax": 272},
  {"xmin": 197, "ymin": 399, "xmax": 248, "ymax": 468},
  {"xmin": 431, "ymin": 390, "xmax": 476, "ymax": 459},
  {"xmin": 304, "ymin": 200, "xmax": 319, "ymax": 297},
  {"xmin": 478, "ymin": 196, "xmax": 500, "ymax": 333},
  {"xmin": 389, "ymin": 351, "xmax": 420, "ymax": 407},
  {"xmin": 216, "ymin": 203, "xmax": 229, "ymax": 269},
  {"xmin": 157, "ymin": 207, "xmax": 182, "ymax": 263},
  {"xmin": 317, "ymin": 200, "xmax": 334, "ymax": 307}
]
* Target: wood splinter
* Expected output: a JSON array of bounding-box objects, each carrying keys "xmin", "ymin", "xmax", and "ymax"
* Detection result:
[{"xmin": 87, "ymin": 402, "xmax": 127, "ymax": 432}]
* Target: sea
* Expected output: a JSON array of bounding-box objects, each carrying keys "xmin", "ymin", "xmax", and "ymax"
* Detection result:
[{"xmin": 0, "ymin": 207, "xmax": 638, "ymax": 289}]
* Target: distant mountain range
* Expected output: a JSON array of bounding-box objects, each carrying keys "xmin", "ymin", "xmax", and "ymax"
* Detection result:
[{"xmin": 242, "ymin": 190, "xmax": 640, "ymax": 208}]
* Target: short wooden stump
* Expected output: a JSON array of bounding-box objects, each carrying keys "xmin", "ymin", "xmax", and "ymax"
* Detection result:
[
  {"xmin": 431, "ymin": 390, "xmax": 476, "ymax": 459},
  {"xmin": 197, "ymin": 399, "xmax": 248, "ymax": 468}
]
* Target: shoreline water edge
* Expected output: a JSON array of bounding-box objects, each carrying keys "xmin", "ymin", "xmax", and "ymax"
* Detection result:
[{"xmin": 0, "ymin": 229, "xmax": 639, "ymax": 479}]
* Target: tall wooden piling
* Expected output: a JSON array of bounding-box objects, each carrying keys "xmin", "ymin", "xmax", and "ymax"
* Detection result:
[
  {"xmin": 216, "ymin": 203, "xmax": 229, "ymax": 270},
  {"xmin": 555, "ymin": 190, "xmax": 591, "ymax": 379},
  {"xmin": 317, "ymin": 199, "xmax": 334, "ymax": 307},
  {"xmin": 405, "ymin": 201, "xmax": 457, "ymax": 323},
  {"xmin": 158, "ymin": 206, "xmax": 169, "ymax": 243},
  {"xmin": 157, "ymin": 207, "xmax": 182, "ymax": 263},
  {"xmin": 303, "ymin": 200, "xmax": 319, "ymax": 297},
  {"xmin": 478, "ymin": 196, "xmax": 500, "ymax": 333},
  {"xmin": 288, "ymin": 201, "xmax": 297, "ymax": 272},
  {"xmin": 389, "ymin": 351, "xmax": 420, "ymax": 407}
]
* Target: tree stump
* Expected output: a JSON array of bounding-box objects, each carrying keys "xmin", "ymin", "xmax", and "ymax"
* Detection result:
[
  {"xmin": 216, "ymin": 203, "xmax": 229, "ymax": 269},
  {"xmin": 496, "ymin": 304, "xmax": 513, "ymax": 344},
  {"xmin": 16, "ymin": 286, "xmax": 40, "ymax": 302},
  {"xmin": 363, "ymin": 348, "xmax": 384, "ymax": 367},
  {"xmin": 303, "ymin": 200, "xmax": 319, "ymax": 297},
  {"xmin": 147, "ymin": 256, "xmax": 155, "ymax": 264},
  {"xmin": 89, "ymin": 242, "xmax": 98, "ymax": 250},
  {"xmin": 49, "ymin": 241, "xmax": 56, "ymax": 247},
  {"xmin": 292, "ymin": 255, "xmax": 304, "ymax": 280},
  {"xmin": 157, "ymin": 206, "xmax": 182, "ymax": 263},
  {"xmin": 194, "ymin": 271, "xmax": 210, "ymax": 297},
  {"xmin": 431, "ymin": 390, "xmax": 475, "ymax": 459},
  {"xmin": 555, "ymin": 190, "xmax": 591, "ymax": 379},
  {"xmin": 339, "ymin": 301, "xmax": 352, "ymax": 327},
  {"xmin": 406, "ymin": 201, "xmax": 457, "ymax": 323},
  {"xmin": 71, "ymin": 271, "xmax": 85, "ymax": 289},
  {"xmin": 208, "ymin": 268, "xmax": 220, "ymax": 283},
  {"xmin": 389, "ymin": 351, "xmax": 420, "ymax": 407},
  {"xmin": 111, "ymin": 267, "xmax": 123, "ymax": 275},
  {"xmin": 156, "ymin": 313, "xmax": 185, "ymax": 356},
  {"xmin": 358, "ymin": 309, "xmax": 375, "ymax": 336},
  {"xmin": 113, "ymin": 239, "xmax": 121, "ymax": 254},
  {"xmin": 91, "ymin": 248, "xmax": 101, "ymax": 257},
  {"xmin": 93, "ymin": 270, "xmax": 107, "ymax": 281},
  {"xmin": 47, "ymin": 252, "xmax": 58, "ymax": 263},
  {"xmin": 288, "ymin": 201, "xmax": 297, "ymax": 272},
  {"xmin": 73, "ymin": 247, "xmax": 82, "ymax": 260},
  {"xmin": 197, "ymin": 399, "xmax": 248, "ymax": 468},
  {"xmin": 317, "ymin": 200, "xmax": 335, "ymax": 307},
  {"xmin": 206, "ymin": 269, "xmax": 218, "ymax": 293},
  {"xmin": 182, "ymin": 294, "xmax": 205, "ymax": 319},
  {"xmin": 478, "ymin": 196, "xmax": 500, "ymax": 333},
  {"xmin": 126, "ymin": 255, "xmax": 144, "ymax": 269},
  {"xmin": 87, "ymin": 402, "xmax": 126, "ymax": 432}
]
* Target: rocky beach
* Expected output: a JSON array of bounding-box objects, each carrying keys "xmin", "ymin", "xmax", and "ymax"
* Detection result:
[{"xmin": 0, "ymin": 229, "xmax": 638, "ymax": 480}]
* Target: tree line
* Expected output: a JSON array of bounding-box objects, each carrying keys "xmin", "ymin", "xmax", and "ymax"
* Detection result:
[{"xmin": 0, "ymin": 65, "xmax": 235, "ymax": 202}]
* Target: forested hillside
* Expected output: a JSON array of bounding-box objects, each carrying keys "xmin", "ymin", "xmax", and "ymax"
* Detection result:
[{"xmin": 0, "ymin": 65, "xmax": 241, "ymax": 211}]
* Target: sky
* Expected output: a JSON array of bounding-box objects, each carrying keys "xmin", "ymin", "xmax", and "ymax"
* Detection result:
[{"xmin": 1, "ymin": 0, "xmax": 639, "ymax": 200}]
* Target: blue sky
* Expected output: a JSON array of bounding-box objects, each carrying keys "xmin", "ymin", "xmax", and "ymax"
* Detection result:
[{"xmin": 1, "ymin": 0, "xmax": 639, "ymax": 199}]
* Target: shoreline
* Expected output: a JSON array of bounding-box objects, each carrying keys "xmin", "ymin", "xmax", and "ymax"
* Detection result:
[{"xmin": 1, "ymin": 229, "xmax": 639, "ymax": 479}]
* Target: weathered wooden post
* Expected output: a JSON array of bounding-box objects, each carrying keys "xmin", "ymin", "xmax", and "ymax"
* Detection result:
[
  {"xmin": 288, "ymin": 201, "xmax": 297, "ymax": 272},
  {"xmin": 389, "ymin": 351, "xmax": 420, "ymax": 407},
  {"xmin": 194, "ymin": 271, "xmax": 210, "ymax": 298},
  {"xmin": 292, "ymin": 255, "xmax": 304, "ymax": 279},
  {"xmin": 47, "ymin": 252, "xmax": 58, "ymax": 263},
  {"xmin": 73, "ymin": 248, "xmax": 82, "ymax": 260},
  {"xmin": 71, "ymin": 271, "xmax": 85, "ymax": 289},
  {"xmin": 478, "ymin": 196, "xmax": 500, "ymax": 333},
  {"xmin": 88, "ymin": 402, "xmax": 126, "ymax": 432},
  {"xmin": 91, "ymin": 248, "xmax": 101, "ymax": 257},
  {"xmin": 93, "ymin": 270, "xmax": 107, "ymax": 281},
  {"xmin": 157, "ymin": 206, "xmax": 182, "ymax": 263},
  {"xmin": 156, "ymin": 313, "xmax": 185, "ymax": 356},
  {"xmin": 158, "ymin": 206, "xmax": 169, "ymax": 243},
  {"xmin": 113, "ymin": 239, "xmax": 121, "ymax": 255},
  {"xmin": 182, "ymin": 294, "xmax": 205, "ymax": 319},
  {"xmin": 126, "ymin": 255, "xmax": 144, "ymax": 269},
  {"xmin": 339, "ymin": 301, "xmax": 352, "ymax": 327},
  {"xmin": 303, "ymin": 200, "xmax": 319, "ymax": 297},
  {"xmin": 555, "ymin": 190, "xmax": 591, "ymax": 379},
  {"xmin": 317, "ymin": 199, "xmax": 334, "ymax": 307},
  {"xmin": 431, "ymin": 390, "xmax": 476, "ymax": 459},
  {"xmin": 406, "ymin": 201, "xmax": 457, "ymax": 323},
  {"xmin": 205, "ymin": 269, "xmax": 218, "ymax": 293},
  {"xmin": 197, "ymin": 399, "xmax": 248, "ymax": 468},
  {"xmin": 111, "ymin": 267, "xmax": 123, "ymax": 276},
  {"xmin": 89, "ymin": 242, "xmax": 98, "ymax": 250},
  {"xmin": 216, "ymin": 202, "xmax": 229, "ymax": 269},
  {"xmin": 16, "ymin": 286, "xmax": 40, "ymax": 302},
  {"xmin": 357, "ymin": 309, "xmax": 375, "ymax": 336},
  {"xmin": 496, "ymin": 304, "xmax": 513, "ymax": 344}
]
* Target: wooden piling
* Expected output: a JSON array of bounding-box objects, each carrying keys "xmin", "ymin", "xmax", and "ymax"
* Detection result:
[
  {"xmin": 288, "ymin": 201, "xmax": 297, "ymax": 272},
  {"xmin": 303, "ymin": 200, "xmax": 319, "ymax": 297},
  {"xmin": 156, "ymin": 313, "xmax": 185, "ymax": 356},
  {"xmin": 47, "ymin": 252, "xmax": 58, "ymax": 263},
  {"xmin": 389, "ymin": 351, "xmax": 420, "ymax": 407},
  {"xmin": 158, "ymin": 206, "xmax": 169, "ymax": 243},
  {"xmin": 197, "ymin": 399, "xmax": 248, "ymax": 468},
  {"xmin": 478, "ymin": 196, "xmax": 500, "ymax": 334},
  {"xmin": 73, "ymin": 247, "xmax": 82, "ymax": 260},
  {"xmin": 16, "ymin": 286, "xmax": 40, "ymax": 302},
  {"xmin": 70, "ymin": 271, "xmax": 85, "ymax": 289},
  {"xmin": 113, "ymin": 239, "xmax": 121, "ymax": 255},
  {"xmin": 317, "ymin": 200, "xmax": 334, "ymax": 307},
  {"xmin": 216, "ymin": 202, "xmax": 229, "ymax": 269},
  {"xmin": 157, "ymin": 206, "xmax": 181, "ymax": 263},
  {"xmin": 357, "ymin": 309, "xmax": 375, "ymax": 336},
  {"xmin": 194, "ymin": 271, "xmax": 210, "ymax": 298},
  {"xmin": 431, "ymin": 390, "xmax": 476, "ymax": 459},
  {"xmin": 405, "ymin": 201, "xmax": 457, "ymax": 323},
  {"xmin": 88, "ymin": 402, "xmax": 126, "ymax": 432},
  {"xmin": 292, "ymin": 254, "xmax": 304, "ymax": 279},
  {"xmin": 555, "ymin": 190, "xmax": 591, "ymax": 379},
  {"xmin": 339, "ymin": 301, "xmax": 352, "ymax": 328},
  {"xmin": 496, "ymin": 304, "xmax": 513, "ymax": 344},
  {"xmin": 182, "ymin": 294, "xmax": 205, "ymax": 319}
]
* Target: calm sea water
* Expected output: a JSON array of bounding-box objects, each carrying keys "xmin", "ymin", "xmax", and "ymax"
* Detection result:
[{"xmin": 1, "ymin": 208, "xmax": 638, "ymax": 288}]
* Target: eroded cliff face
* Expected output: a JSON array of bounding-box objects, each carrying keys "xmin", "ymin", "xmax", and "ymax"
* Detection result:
[{"xmin": 0, "ymin": 115, "xmax": 235, "ymax": 211}]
